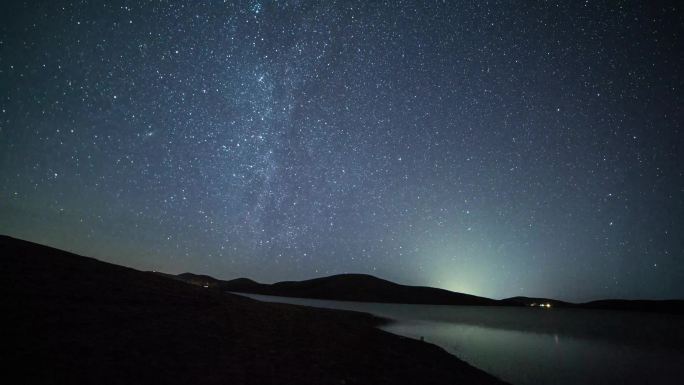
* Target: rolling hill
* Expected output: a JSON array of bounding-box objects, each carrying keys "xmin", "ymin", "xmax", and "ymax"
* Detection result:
[
  {"xmin": 1, "ymin": 235, "xmax": 507, "ymax": 385},
  {"xmin": 210, "ymin": 273, "xmax": 499, "ymax": 306},
  {"xmin": 175, "ymin": 273, "xmax": 684, "ymax": 314}
]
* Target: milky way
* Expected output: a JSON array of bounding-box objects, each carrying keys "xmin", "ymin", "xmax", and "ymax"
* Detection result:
[{"xmin": 1, "ymin": 1, "xmax": 682, "ymax": 301}]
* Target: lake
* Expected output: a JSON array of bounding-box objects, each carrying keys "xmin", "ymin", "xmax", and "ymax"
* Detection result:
[{"xmin": 235, "ymin": 293, "xmax": 684, "ymax": 385}]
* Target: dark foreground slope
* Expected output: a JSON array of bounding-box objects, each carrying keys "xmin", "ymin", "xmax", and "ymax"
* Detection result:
[
  {"xmin": 1, "ymin": 235, "xmax": 506, "ymax": 385},
  {"xmin": 190, "ymin": 273, "xmax": 497, "ymax": 306}
]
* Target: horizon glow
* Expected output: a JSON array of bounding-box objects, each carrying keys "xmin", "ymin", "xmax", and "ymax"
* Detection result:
[{"xmin": 1, "ymin": 1, "xmax": 682, "ymax": 302}]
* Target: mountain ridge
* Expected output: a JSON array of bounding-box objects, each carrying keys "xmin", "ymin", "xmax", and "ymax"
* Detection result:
[
  {"xmin": 181, "ymin": 271, "xmax": 498, "ymax": 306},
  {"xmin": 174, "ymin": 271, "xmax": 684, "ymax": 314}
]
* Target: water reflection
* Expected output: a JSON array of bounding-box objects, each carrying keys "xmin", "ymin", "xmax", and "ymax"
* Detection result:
[
  {"xmin": 383, "ymin": 321, "xmax": 681, "ymax": 385},
  {"xmin": 235, "ymin": 293, "xmax": 684, "ymax": 385}
]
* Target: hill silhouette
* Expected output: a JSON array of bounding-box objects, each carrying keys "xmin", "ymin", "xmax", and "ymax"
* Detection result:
[
  {"xmin": 176, "ymin": 273, "xmax": 684, "ymax": 314},
  {"xmin": 206, "ymin": 273, "xmax": 498, "ymax": 305},
  {"xmin": 581, "ymin": 299, "xmax": 684, "ymax": 314},
  {"xmin": 1, "ymin": 235, "xmax": 507, "ymax": 385},
  {"xmin": 500, "ymin": 296, "xmax": 572, "ymax": 308}
]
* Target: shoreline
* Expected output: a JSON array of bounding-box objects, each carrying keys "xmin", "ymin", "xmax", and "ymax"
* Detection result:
[{"xmin": 2, "ymin": 235, "xmax": 508, "ymax": 385}]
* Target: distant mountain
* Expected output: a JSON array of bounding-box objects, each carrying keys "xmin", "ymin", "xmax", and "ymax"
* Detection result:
[
  {"xmin": 500, "ymin": 296, "xmax": 572, "ymax": 308},
  {"xmin": 175, "ymin": 272, "xmax": 223, "ymax": 287},
  {"xmin": 222, "ymin": 277, "xmax": 260, "ymax": 291},
  {"xmin": 502, "ymin": 296, "xmax": 684, "ymax": 314},
  {"xmin": 174, "ymin": 272, "xmax": 684, "ymax": 314},
  {"xmin": 178, "ymin": 273, "xmax": 499, "ymax": 306},
  {"xmin": 580, "ymin": 299, "xmax": 684, "ymax": 315}
]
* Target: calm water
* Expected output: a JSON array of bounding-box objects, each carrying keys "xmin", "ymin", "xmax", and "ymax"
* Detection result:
[{"xmin": 235, "ymin": 293, "xmax": 684, "ymax": 385}]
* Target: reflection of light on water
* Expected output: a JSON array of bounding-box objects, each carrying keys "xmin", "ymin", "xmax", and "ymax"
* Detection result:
[
  {"xmin": 237, "ymin": 293, "xmax": 684, "ymax": 385},
  {"xmin": 382, "ymin": 321, "xmax": 683, "ymax": 385},
  {"xmin": 381, "ymin": 322, "xmax": 568, "ymax": 385}
]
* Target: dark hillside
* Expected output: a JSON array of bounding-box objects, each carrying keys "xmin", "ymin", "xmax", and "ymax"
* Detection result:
[{"xmin": 1, "ymin": 235, "xmax": 506, "ymax": 385}]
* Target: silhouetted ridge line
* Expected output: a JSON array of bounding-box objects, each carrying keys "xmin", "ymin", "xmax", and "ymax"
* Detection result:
[
  {"xmin": 2, "ymin": 234, "xmax": 508, "ymax": 385},
  {"xmin": 173, "ymin": 269, "xmax": 684, "ymax": 314}
]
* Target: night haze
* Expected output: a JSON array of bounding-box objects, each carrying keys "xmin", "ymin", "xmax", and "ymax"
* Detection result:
[{"xmin": 1, "ymin": 0, "xmax": 683, "ymax": 303}]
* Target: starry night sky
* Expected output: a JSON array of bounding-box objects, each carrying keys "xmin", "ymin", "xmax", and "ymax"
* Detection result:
[{"xmin": 1, "ymin": 1, "xmax": 682, "ymax": 301}]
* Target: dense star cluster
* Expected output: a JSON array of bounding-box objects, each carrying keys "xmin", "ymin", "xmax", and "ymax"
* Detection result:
[{"xmin": 1, "ymin": 1, "xmax": 682, "ymax": 301}]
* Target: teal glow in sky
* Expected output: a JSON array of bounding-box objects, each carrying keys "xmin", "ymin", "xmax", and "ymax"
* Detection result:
[{"xmin": 1, "ymin": 1, "xmax": 682, "ymax": 301}]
